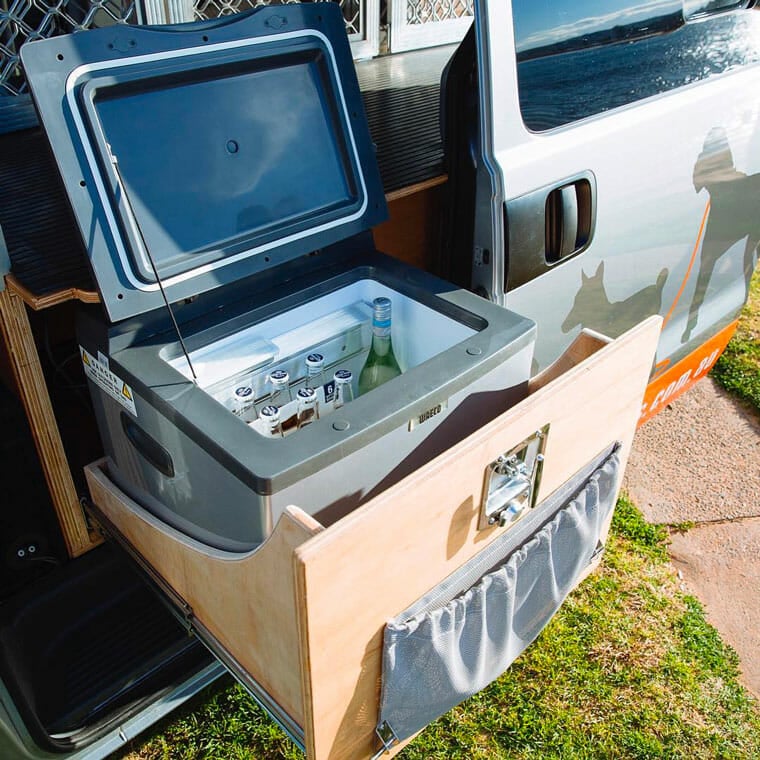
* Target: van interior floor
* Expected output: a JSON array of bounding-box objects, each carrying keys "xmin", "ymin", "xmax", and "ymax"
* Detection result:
[
  {"xmin": 0, "ymin": 379, "xmax": 67, "ymax": 599},
  {"xmin": 0, "ymin": 541, "xmax": 211, "ymax": 751},
  {"xmin": 356, "ymin": 44, "xmax": 454, "ymax": 193},
  {"xmin": 0, "ymin": 348, "xmax": 212, "ymax": 754}
]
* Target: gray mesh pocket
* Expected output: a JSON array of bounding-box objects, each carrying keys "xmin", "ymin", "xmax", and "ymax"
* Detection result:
[{"xmin": 376, "ymin": 443, "xmax": 621, "ymax": 746}]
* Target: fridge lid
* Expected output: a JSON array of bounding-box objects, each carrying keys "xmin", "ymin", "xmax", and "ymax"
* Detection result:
[{"xmin": 20, "ymin": 5, "xmax": 387, "ymax": 322}]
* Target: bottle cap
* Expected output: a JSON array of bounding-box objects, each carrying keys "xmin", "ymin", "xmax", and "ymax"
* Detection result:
[
  {"xmin": 234, "ymin": 386, "xmax": 253, "ymax": 399},
  {"xmin": 297, "ymin": 387, "xmax": 317, "ymax": 402},
  {"xmin": 306, "ymin": 353, "xmax": 324, "ymax": 368},
  {"xmin": 371, "ymin": 297, "xmax": 392, "ymax": 331},
  {"xmin": 269, "ymin": 369, "xmax": 289, "ymax": 385},
  {"xmin": 334, "ymin": 369, "xmax": 352, "ymax": 383},
  {"xmin": 260, "ymin": 405, "xmax": 280, "ymax": 421},
  {"xmin": 372, "ymin": 296, "xmax": 392, "ymax": 312}
]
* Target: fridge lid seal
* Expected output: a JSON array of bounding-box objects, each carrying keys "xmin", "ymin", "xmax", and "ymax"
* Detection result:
[{"xmin": 21, "ymin": 5, "xmax": 387, "ymax": 322}]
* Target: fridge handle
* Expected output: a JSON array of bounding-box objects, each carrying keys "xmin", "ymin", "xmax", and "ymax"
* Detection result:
[{"xmin": 120, "ymin": 412, "xmax": 175, "ymax": 478}]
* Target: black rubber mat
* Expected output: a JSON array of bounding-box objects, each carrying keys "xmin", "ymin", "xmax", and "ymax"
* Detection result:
[
  {"xmin": 0, "ymin": 126, "xmax": 93, "ymax": 296},
  {"xmin": 361, "ymin": 83, "xmax": 444, "ymax": 193},
  {"xmin": 0, "ymin": 542, "xmax": 209, "ymax": 748},
  {"xmin": 0, "ymin": 95, "xmax": 38, "ymax": 135},
  {"xmin": 356, "ymin": 45, "xmax": 451, "ymax": 194}
]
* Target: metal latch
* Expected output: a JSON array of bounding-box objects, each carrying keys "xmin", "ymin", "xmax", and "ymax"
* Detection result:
[{"xmin": 478, "ymin": 425, "xmax": 549, "ymax": 531}]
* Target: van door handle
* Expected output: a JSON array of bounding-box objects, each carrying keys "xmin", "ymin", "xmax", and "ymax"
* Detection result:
[
  {"xmin": 560, "ymin": 185, "xmax": 579, "ymax": 260},
  {"xmin": 545, "ymin": 180, "xmax": 591, "ymax": 263},
  {"xmin": 505, "ymin": 172, "xmax": 596, "ymax": 291}
]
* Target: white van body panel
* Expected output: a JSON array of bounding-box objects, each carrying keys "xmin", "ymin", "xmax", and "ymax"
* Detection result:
[{"xmin": 477, "ymin": 1, "xmax": 760, "ymax": 371}]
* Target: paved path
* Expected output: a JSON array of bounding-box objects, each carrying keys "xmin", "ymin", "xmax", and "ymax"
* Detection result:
[{"xmin": 624, "ymin": 377, "xmax": 760, "ymax": 700}]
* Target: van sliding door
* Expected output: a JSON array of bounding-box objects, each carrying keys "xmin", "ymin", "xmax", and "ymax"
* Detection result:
[{"xmin": 474, "ymin": 0, "xmax": 760, "ymax": 405}]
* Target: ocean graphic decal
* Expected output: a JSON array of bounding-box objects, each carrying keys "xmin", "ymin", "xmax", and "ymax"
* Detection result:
[
  {"xmin": 562, "ymin": 261, "xmax": 668, "ymax": 336},
  {"xmin": 682, "ymin": 127, "xmax": 760, "ymax": 342}
]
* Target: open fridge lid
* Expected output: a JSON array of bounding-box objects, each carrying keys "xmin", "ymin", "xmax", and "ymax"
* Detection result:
[{"xmin": 20, "ymin": 5, "xmax": 387, "ymax": 322}]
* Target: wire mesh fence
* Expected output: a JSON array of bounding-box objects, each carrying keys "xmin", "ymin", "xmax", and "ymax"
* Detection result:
[
  {"xmin": 1, "ymin": 0, "xmax": 371, "ymax": 95},
  {"xmin": 405, "ymin": 0, "xmax": 471, "ymax": 25},
  {"xmin": 193, "ymin": 0, "xmax": 361, "ymax": 37},
  {"xmin": 1, "ymin": 0, "xmax": 136, "ymax": 94}
]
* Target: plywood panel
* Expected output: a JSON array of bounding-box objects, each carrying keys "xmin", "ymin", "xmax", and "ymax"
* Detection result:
[
  {"xmin": 374, "ymin": 178, "xmax": 446, "ymax": 271},
  {"xmin": 0, "ymin": 285, "xmax": 100, "ymax": 557},
  {"xmin": 5, "ymin": 273, "xmax": 99, "ymax": 309},
  {"xmin": 294, "ymin": 316, "xmax": 661, "ymax": 760},
  {"xmin": 85, "ymin": 462, "xmax": 322, "ymax": 730}
]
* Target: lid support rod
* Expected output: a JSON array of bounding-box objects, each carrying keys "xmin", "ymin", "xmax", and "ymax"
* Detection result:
[{"xmin": 108, "ymin": 149, "xmax": 198, "ymax": 384}]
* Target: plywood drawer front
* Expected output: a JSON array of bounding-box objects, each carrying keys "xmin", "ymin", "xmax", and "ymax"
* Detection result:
[{"xmin": 294, "ymin": 316, "xmax": 661, "ymax": 760}]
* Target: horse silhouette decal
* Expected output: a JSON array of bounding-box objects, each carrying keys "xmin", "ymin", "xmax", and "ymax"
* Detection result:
[
  {"xmin": 682, "ymin": 127, "xmax": 760, "ymax": 342},
  {"xmin": 562, "ymin": 261, "xmax": 668, "ymax": 336}
]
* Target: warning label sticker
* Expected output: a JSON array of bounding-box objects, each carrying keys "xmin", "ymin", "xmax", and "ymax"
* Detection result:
[{"xmin": 80, "ymin": 347, "xmax": 137, "ymax": 416}]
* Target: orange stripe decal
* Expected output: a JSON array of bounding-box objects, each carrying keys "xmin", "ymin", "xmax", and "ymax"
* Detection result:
[
  {"xmin": 639, "ymin": 319, "xmax": 737, "ymax": 426},
  {"xmin": 650, "ymin": 358, "xmax": 671, "ymax": 380},
  {"xmin": 662, "ymin": 199, "xmax": 711, "ymax": 328}
]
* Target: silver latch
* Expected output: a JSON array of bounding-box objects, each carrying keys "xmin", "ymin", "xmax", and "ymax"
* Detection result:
[{"xmin": 478, "ymin": 425, "xmax": 549, "ymax": 531}]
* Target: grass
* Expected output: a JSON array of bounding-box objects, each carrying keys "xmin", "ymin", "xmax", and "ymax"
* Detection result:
[
  {"xmin": 711, "ymin": 269, "xmax": 760, "ymax": 413},
  {"xmin": 118, "ymin": 496, "xmax": 760, "ymax": 760}
]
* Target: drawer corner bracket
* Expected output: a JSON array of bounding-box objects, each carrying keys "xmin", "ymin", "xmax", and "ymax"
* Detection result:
[{"xmin": 371, "ymin": 720, "xmax": 400, "ymax": 759}]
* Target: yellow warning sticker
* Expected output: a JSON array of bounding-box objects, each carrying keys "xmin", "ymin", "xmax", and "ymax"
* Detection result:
[{"xmin": 80, "ymin": 347, "xmax": 137, "ymax": 416}]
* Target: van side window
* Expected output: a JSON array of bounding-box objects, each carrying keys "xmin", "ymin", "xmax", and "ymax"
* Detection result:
[{"xmin": 512, "ymin": 0, "xmax": 760, "ymax": 131}]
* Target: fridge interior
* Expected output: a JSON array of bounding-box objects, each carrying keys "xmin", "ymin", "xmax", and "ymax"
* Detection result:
[{"xmin": 164, "ymin": 279, "xmax": 478, "ymax": 435}]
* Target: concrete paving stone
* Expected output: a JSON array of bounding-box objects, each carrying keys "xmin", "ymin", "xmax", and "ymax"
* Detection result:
[
  {"xmin": 624, "ymin": 378, "xmax": 760, "ymax": 525},
  {"xmin": 623, "ymin": 377, "xmax": 760, "ymax": 701},
  {"xmin": 668, "ymin": 518, "xmax": 760, "ymax": 701}
]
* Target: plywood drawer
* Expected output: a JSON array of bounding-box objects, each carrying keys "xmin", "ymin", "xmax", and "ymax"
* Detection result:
[{"xmin": 85, "ymin": 315, "xmax": 660, "ymax": 760}]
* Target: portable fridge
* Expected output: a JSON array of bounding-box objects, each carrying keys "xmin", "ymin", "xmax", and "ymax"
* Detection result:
[{"xmin": 22, "ymin": 5, "xmax": 536, "ymax": 552}]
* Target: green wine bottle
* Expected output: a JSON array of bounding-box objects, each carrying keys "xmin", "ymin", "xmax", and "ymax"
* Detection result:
[{"xmin": 358, "ymin": 297, "xmax": 402, "ymax": 395}]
